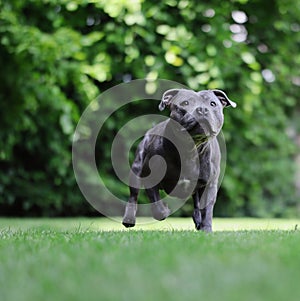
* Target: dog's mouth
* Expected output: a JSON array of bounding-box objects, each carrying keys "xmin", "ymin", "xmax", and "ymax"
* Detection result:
[
  {"xmin": 182, "ymin": 118, "xmax": 217, "ymax": 148},
  {"xmin": 172, "ymin": 113, "xmax": 217, "ymax": 148},
  {"xmin": 190, "ymin": 134, "xmax": 208, "ymax": 149},
  {"xmin": 190, "ymin": 124, "xmax": 210, "ymax": 148},
  {"xmin": 183, "ymin": 118, "xmax": 216, "ymax": 136}
]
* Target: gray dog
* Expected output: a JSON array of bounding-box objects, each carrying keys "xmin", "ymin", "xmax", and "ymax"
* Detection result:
[{"xmin": 122, "ymin": 88, "xmax": 236, "ymax": 232}]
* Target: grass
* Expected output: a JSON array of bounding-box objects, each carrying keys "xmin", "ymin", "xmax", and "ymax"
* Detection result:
[{"xmin": 0, "ymin": 218, "xmax": 300, "ymax": 301}]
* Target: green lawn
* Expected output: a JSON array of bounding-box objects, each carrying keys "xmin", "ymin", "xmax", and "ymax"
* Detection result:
[{"xmin": 1, "ymin": 218, "xmax": 300, "ymax": 301}]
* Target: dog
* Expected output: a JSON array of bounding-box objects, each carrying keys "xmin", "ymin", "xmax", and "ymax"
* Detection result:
[{"xmin": 122, "ymin": 88, "xmax": 236, "ymax": 232}]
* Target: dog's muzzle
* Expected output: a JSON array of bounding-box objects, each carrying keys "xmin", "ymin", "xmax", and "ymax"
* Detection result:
[{"xmin": 180, "ymin": 111, "xmax": 215, "ymax": 137}]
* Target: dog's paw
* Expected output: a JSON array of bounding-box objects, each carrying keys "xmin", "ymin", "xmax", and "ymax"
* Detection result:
[
  {"xmin": 200, "ymin": 225, "xmax": 212, "ymax": 233},
  {"xmin": 193, "ymin": 223, "xmax": 212, "ymax": 232},
  {"xmin": 194, "ymin": 222, "xmax": 202, "ymax": 231},
  {"xmin": 122, "ymin": 203, "xmax": 137, "ymax": 228},
  {"xmin": 122, "ymin": 218, "xmax": 136, "ymax": 228},
  {"xmin": 193, "ymin": 211, "xmax": 202, "ymax": 230},
  {"xmin": 151, "ymin": 201, "xmax": 171, "ymax": 221}
]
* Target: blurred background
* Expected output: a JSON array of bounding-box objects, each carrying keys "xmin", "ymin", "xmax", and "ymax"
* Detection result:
[{"xmin": 0, "ymin": 0, "xmax": 299, "ymax": 218}]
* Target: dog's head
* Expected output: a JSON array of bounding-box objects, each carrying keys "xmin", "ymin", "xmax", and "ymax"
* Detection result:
[{"xmin": 159, "ymin": 89, "xmax": 236, "ymax": 143}]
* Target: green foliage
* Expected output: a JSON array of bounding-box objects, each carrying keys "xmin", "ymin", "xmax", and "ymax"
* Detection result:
[{"xmin": 0, "ymin": 0, "xmax": 299, "ymax": 216}]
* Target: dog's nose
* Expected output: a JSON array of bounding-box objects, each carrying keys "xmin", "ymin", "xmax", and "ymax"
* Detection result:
[{"xmin": 196, "ymin": 107, "xmax": 209, "ymax": 116}]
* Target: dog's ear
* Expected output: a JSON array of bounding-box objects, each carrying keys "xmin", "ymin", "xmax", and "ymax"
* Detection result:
[
  {"xmin": 159, "ymin": 89, "xmax": 180, "ymax": 111},
  {"xmin": 212, "ymin": 90, "xmax": 237, "ymax": 108}
]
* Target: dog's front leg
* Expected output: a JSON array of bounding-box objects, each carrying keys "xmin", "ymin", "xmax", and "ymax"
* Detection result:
[
  {"xmin": 192, "ymin": 190, "xmax": 203, "ymax": 230},
  {"xmin": 200, "ymin": 205, "xmax": 214, "ymax": 233},
  {"xmin": 199, "ymin": 183, "xmax": 217, "ymax": 232},
  {"xmin": 146, "ymin": 187, "xmax": 171, "ymax": 221}
]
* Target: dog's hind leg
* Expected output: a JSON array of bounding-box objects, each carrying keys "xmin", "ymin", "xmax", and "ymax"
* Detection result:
[
  {"xmin": 146, "ymin": 187, "xmax": 171, "ymax": 221},
  {"xmin": 122, "ymin": 140, "xmax": 147, "ymax": 228},
  {"xmin": 122, "ymin": 186, "xmax": 139, "ymax": 228}
]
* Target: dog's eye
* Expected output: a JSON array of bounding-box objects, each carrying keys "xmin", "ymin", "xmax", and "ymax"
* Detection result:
[
  {"xmin": 210, "ymin": 101, "xmax": 217, "ymax": 107},
  {"xmin": 180, "ymin": 101, "xmax": 189, "ymax": 106}
]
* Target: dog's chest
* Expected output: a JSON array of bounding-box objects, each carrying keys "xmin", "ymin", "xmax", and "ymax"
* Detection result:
[{"xmin": 163, "ymin": 145, "xmax": 211, "ymax": 183}]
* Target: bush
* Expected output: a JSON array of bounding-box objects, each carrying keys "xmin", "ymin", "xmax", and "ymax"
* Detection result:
[{"xmin": 0, "ymin": 0, "xmax": 299, "ymax": 217}]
